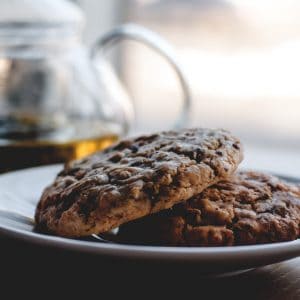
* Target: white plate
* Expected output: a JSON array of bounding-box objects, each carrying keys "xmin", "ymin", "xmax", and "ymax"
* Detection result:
[{"xmin": 0, "ymin": 165, "xmax": 299, "ymax": 275}]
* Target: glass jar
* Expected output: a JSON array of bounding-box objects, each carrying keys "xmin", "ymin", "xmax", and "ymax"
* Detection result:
[{"xmin": 0, "ymin": 0, "xmax": 191, "ymax": 171}]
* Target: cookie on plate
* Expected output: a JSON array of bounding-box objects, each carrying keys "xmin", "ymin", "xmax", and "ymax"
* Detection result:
[
  {"xmin": 117, "ymin": 171, "xmax": 300, "ymax": 246},
  {"xmin": 35, "ymin": 128, "xmax": 243, "ymax": 237}
]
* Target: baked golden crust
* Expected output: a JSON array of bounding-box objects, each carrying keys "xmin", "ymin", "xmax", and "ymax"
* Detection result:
[
  {"xmin": 117, "ymin": 172, "xmax": 300, "ymax": 246},
  {"xmin": 35, "ymin": 128, "xmax": 243, "ymax": 237}
]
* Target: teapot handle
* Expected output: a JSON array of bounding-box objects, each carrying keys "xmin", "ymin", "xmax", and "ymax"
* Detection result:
[{"xmin": 91, "ymin": 23, "xmax": 191, "ymax": 131}]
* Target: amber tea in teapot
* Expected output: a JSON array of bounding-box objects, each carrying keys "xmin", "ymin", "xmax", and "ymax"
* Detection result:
[{"xmin": 0, "ymin": 116, "xmax": 119, "ymax": 172}]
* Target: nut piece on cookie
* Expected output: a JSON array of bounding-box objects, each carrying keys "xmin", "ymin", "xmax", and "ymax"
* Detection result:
[
  {"xmin": 35, "ymin": 128, "xmax": 243, "ymax": 237},
  {"xmin": 117, "ymin": 171, "xmax": 300, "ymax": 246}
]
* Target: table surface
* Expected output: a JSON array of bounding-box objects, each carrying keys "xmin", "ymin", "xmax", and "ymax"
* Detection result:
[
  {"xmin": 1, "ymin": 235, "xmax": 300, "ymax": 299},
  {"xmin": 1, "ymin": 146, "xmax": 299, "ymax": 298}
]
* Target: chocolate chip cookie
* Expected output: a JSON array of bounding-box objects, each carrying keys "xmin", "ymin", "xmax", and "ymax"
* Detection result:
[
  {"xmin": 35, "ymin": 128, "xmax": 243, "ymax": 237},
  {"xmin": 117, "ymin": 171, "xmax": 300, "ymax": 246}
]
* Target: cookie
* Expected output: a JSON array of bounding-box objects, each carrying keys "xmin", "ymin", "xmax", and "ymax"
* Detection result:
[
  {"xmin": 35, "ymin": 128, "xmax": 243, "ymax": 237},
  {"xmin": 117, "ymin": 171, "xmax": 300, "ymax": 246}
]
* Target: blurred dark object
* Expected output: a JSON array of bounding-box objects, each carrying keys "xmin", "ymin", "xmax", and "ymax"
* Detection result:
[{"xmin": 1, "ymin": 234, "xmax": 300, "ymax": 299}]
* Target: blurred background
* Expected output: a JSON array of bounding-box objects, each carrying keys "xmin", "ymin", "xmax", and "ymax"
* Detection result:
[
  {"xmin": 75, "ymin": 0, "xmax": 300, "ymax": 175},
  {"xmin": 0, "ymin": 0, "xmax": 298, "ymax": 175}
]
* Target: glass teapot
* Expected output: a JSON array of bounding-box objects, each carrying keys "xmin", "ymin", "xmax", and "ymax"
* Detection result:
[{"xmin": 0, "ymin": 0, "xmax": 191, "ymax": 171}]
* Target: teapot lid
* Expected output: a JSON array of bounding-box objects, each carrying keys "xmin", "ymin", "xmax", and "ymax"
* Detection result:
[{"xmin": 0, "ymin": 0, "xmax": 84, "ymax": 41}]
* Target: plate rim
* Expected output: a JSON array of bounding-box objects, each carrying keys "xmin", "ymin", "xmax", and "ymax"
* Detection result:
[{"xmin": 1, "ymin": 221, "xmax": 300, "ymax": 260}]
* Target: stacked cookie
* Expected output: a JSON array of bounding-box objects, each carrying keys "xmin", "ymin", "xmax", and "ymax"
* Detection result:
[{"xmin": 35, "ymin": 128, "xmax": 300, "ymax": 246}]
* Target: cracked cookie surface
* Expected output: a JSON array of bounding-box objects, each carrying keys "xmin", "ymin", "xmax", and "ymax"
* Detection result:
[
  {"xmin": 35, "ymin": 128, "xmax": 243, "ymax": 237},
  {"xmin": 117, "ymin": 171, "xmax": 300, "ymax": 246}
]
